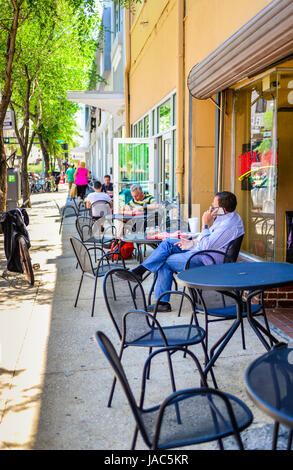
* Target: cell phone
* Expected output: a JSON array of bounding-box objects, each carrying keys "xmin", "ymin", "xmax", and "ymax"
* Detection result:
[
  {"xmin": 217, "ymin": 207, "xmax": 225, "ymax": 215},
  {"xmin": 213, "ymin": 207, "xmax": 225, "ymax": 216}
]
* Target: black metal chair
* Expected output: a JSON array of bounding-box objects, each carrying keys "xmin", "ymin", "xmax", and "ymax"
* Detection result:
[
  {"xmin": 102, "ymin": 267, "xmax": 216, "ymax": 408},
  {"xmin": 184, "ymin": 234, "xmax": 272, "ymax": 354},
  {"xmin": 70, "ymin": 237, "xmax": 125, "ymax": 317},
  {"xmin": 96, "ymin": 331, "xmax": 253, "ymax": 450},
  {"xmin": 177, "ymin": 235, "xmax": 245, "ymax": 317},
  {"xmin": 89, "ymin": 199, "xmax": 111, "ymax": 220},
  {"xmin": 72, "ymin": 197, "xmax": 89, "ymax": 216},
  {"xmin": 55, "ymin": 200, "xmax": 78, "ymax": 234}
]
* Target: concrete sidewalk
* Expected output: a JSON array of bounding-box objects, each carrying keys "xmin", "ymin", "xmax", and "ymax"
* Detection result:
[{"xmin": 0, "ymin": 187, "xmax": 292, "ymax": 450}]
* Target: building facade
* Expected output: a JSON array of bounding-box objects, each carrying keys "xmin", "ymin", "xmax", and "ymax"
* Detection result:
[
  {"xmin": 68, "ymin": 0, "xmax": 293, "ymax": 304},
  {"xmin": 127, "ymin": 1, "xmax": 293, "ymax": 262},
  {"xmin": 67, "ymin": 0, "xmax": 126, "ymax": 181}
]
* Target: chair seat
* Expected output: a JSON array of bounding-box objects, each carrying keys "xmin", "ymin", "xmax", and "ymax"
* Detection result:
[
  {"xmin": 197, "ymin": 303, "xmax": 262, "ymax": 319},
  {"xmin": 83, "ymin": 237, "xmax": 114, "ymax": 248},
  {"xmin": 84, "ymin": 237, "xmax": 103, "ymax": 244},
  {"xmin": 93, "ymin": 263, "xmax": 126, "ymax": 277},
  {"xmin": 126, "ymin": 324, "xmax": 205, "ymax": 347},
  {"xmin": 141, "ymin": 391, "xmax": 253, "ymax": 449}
]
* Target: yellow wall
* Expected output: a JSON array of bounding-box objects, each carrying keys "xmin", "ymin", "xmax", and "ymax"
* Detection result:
[
  {"xmin": 129, "ymin": 0, "xmax": 177, "ymax": 123},
  {"xmin": 184, "ymin": 0, "xmax": 271, "ymax": 74},
  {"xmin": 128, "ymin": 0, "xmax": 274, "ymax": 214}
]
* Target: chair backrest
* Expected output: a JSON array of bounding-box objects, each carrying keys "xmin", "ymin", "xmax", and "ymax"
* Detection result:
[
  {"xmin": 95, "ymin": 331, "xmax": 151, "ymax": 445},
  {"xmin": 70, "ymin": 236, "xmax": 95, "ymax": 275},
  {"xmin": 75, "ymin": 216, "xmax": 93, "ymax": 241},
  {"xmin": 54, "ymin": 200, "xmax": 61, "ymax": 215},
  {"xmin": 103, "ymin": 268, "xmax": 147, "ymax": 339},
  {"xmin": 224, "ymin": 234, "xmax": 244, "ymax": 263},
  {"xmin": 167, "ymin": 219, "xmax": 189, "ymax": 232},
  {"xmin": 91, "ymin": 200, "xmax": 111, "ymax": 219}
]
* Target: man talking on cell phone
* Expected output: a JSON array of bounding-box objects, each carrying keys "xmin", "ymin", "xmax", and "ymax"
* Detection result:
[{"xmin": 115, "ymin": 191, "xmax": 244, "ymax": 312}]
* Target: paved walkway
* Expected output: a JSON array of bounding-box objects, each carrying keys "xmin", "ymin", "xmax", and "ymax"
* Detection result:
[{"xmin": 0, "ymin": 187, "xmax": 292, "ymax": 450}]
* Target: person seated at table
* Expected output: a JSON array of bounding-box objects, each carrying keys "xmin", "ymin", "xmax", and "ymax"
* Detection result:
[
  {"xmin": 116, "ymin": 191, "xmax": 244, "ymax": 312},
  {"xmin": 85, "ymin": 180, "xmax": 112, "ymax": 222},
  {"xmin": 123, "ymin": 183, "xmax": 159, "ymax": 212},
  {"xmin": 102, "ymin": 174, "xmax": 113, "ymax": 194},
  {"xmin": 119, "ymin": 183, "xmax": 132, "ymax": 206}
]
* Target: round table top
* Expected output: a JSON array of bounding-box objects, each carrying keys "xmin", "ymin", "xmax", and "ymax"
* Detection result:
[
  {"xmin": 245, "ymin": 344, "xmax": 293, "ymax": 428},
  {"xmin": 106, "ymin": 213, "xmax": 145, "ymax": 221},
  {"xmin": 121, "ymin": 233, "xmax": 162, "ymax": 244},
  {"xmin": 176, "ymin": 262, "xmax": 293, "ymax": 291}
]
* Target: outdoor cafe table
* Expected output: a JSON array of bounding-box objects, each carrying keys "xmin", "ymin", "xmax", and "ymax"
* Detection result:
[
  {"xmin": 245, "ymin": 342, "xmax": 293, "ymax": 449},
  {"xmin": 121, "ymin": 232, "xmax": 162, "ymax": 270},
  {"xmin": 176, "ymin": 262, "xmax": 293, "ymax": 376}
]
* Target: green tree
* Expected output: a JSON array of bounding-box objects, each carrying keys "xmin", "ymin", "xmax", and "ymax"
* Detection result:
[
  {"xmin": 0, "ymin": 0, "xmax": 100, "ymax": 210},
  {"xmin": 8, "ymin": 0, "xmax": 100, "ymax": 205}
]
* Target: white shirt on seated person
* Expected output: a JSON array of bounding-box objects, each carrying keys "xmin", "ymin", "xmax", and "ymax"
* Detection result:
[{"xmin": 86, "ymin": 184, "xmax": 112, "ymax": 218}]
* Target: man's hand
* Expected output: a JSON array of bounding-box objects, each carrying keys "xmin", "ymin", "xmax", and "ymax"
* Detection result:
[
  {"xmin": 202, "ymin": 206, "xmax": 218, "ymax": 227},
  {"xmin": 174, "ymin": 238, "xmax": 194, "ymax": 250}
]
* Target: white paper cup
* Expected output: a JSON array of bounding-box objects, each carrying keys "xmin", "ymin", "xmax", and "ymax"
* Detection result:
[{"xmin": 188, "ymin": 217, "xmax": 199, "ymax": 234}]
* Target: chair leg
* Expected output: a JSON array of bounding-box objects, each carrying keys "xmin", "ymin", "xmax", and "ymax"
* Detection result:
[
  {"xmin": 218, "ymin": 438, "xmax": 224, "ymax": 450},
  {"xmin": 59, "ymin": 215, "xmax": 64, "ymax": 234},
  {"xmin": 166, "ymin": 350, "xmax": 181, "ymax": 424},
  {"xmin": 272, "ymin": 421, "xmax": 279, "ymax": 450},
  {"xmin": 288, "ymin": 430, "xmax": 293, "ymax": 450},
  {"xmin": 108, "ymin": 345, "xmax": 124, "ymax": 408},
  {"xmin": 131, "ymin": 426, "xmax": 139, "ymax": 450},
  {"xmin": 74, "ymin": 273, "xmax": 84, "ymax": 307},
  {"xmin": 177, "ymin": 287, "xmax": 185, "ymax": 317},
  {"xmin": 146, "ymin": 347, "xmax": 153, "ymax": 380},
  {"xmin": 91, "ymin": 276, "xmax": 98, "ymax": 317},
  {"xmin": 147, "ymin": 273, "xmax": 158, "ymax": 306},
  {"xmin": 262, "ymin": 309, "xmax": 274, "ymax": 348},
  {"xmin": 240, "ymin": 317, "xmax": 246, "ymax": 350},
  {"xmin": 200, "ymin": 340, "xmax": 218, "ymax": 389}
]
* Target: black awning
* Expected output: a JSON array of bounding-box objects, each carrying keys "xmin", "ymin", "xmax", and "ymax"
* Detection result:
[{"xmin": 187, "ymin": 0, "xmax": 293, "ymax": 100}]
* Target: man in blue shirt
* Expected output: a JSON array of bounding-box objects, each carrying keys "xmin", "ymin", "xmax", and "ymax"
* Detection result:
[{"xmin": 116, "ymin": 191, "xmax": 244, "ymax": 312}]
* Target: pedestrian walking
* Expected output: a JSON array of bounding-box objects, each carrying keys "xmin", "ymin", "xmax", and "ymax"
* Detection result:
[
  {"xmin": 74, "ymin": 162, "xmax": 90, "ymax": 202},
  {"xmin": 65, "ymin": 164, "xmax": 76, "ymax": 193}
]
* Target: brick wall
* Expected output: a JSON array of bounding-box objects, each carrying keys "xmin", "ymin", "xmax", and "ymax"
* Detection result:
[
  {"xmin": 238, "ymin": 254, "xmax": 293, "ymax": 308},
  {"xmin": 263, "ymin": 285, "xmax": 293, "ymax": 308}
]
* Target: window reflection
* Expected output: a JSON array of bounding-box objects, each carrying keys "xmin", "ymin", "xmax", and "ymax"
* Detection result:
[{"xmin": 234, "ymin": 74, "xmax": 277, "ymax": 260}]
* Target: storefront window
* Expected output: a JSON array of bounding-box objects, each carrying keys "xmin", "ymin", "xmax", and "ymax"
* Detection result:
[
  {"xmin": 144, "ymin": 115, "xmax": 149, "ymax": 137},
  {"xmin": 233, "ymin": 68, "xmax": 293, "ymax": 262},
  {"xmin": 233, "ymin": 72, "xmax": 277, "ymax": 261},
  {"xmin": 158, "ymin": 98, "xmax": 171, "ymax": 133}
]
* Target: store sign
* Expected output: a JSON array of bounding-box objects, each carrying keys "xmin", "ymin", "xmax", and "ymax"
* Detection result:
[
  {"xmin": 237, "ymin": 149, "xmax": 278, "ymax": 181},
  {"xmin": 3, "ymin": 110, "xmax": 14, "ymax": 130}
]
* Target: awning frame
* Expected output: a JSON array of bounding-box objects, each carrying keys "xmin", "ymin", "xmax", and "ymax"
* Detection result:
[{"xmin": 187, "ymin": 0, "xmax": 293, "ymax": 100}]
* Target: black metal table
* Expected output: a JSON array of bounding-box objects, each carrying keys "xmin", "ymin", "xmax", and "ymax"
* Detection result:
[
  {"xmin": 176, "ymin": 262, "xmax": 293, "ymax": 374},
  {"xmin": 105, "ymin": 213, "xmax": 145, "ymax": 222},
  {"xmin": 245, "ymin": 342, "xmax": 293, "ymax": 449},
  {"xmin": 121, "ymin": 232, "xmax": 162, "ymax": 267}
]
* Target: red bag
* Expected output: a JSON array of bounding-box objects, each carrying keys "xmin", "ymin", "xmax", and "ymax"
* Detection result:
[{"xmin": 110, "ymin": 241, "xmax": 134, "ymax": 260}]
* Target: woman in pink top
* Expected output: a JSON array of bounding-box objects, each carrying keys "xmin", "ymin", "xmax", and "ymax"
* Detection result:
[{"xmin": 74, "ymin": 162, "xmax": 90, "ymax": 201}]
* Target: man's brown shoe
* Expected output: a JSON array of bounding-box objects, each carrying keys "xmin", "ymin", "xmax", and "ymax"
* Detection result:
[{"xmin": 147, "ymin": 302, "xmax": 172, "ymax": 313}]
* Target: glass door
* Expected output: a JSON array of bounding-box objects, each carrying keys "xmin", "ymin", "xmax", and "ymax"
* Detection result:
[
  {"xmin": 157, "ymin": 132, "xmax": 172, "ymax": 203},
  {"xmin": 113, "ymin": 138, "xmax": 155, "ymax": 213}
]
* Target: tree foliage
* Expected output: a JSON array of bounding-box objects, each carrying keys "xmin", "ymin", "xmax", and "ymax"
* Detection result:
[{"xmin": 0, "ymin": 0, "xmax": 101, "ymax": 208}]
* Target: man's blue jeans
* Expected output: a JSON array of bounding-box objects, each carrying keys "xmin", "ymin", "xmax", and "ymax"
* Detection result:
[{"xmin": 142, "ymin": 238, "xmax": 203, "ymax": 302}]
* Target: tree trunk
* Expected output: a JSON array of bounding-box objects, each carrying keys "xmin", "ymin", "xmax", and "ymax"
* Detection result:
[
  {"xmin": 0, "ymin": 132, "xmax": 7, "ymax": 213},
  {"xmin": 38, "ymin": 133, "xmax": 50, "ymax": 177},
  {"xmin": 0, "ymin": 2, "xmax": 21, "ymax": 213},
  {"xmin": 21, "ymin": 153, "xmax": 30, "ymax": 207}
]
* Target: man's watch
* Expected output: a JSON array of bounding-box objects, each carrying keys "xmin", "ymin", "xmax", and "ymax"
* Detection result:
[{"xmin": 203, "ymin": 224, "xmax": 209, "ymax": 230}]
